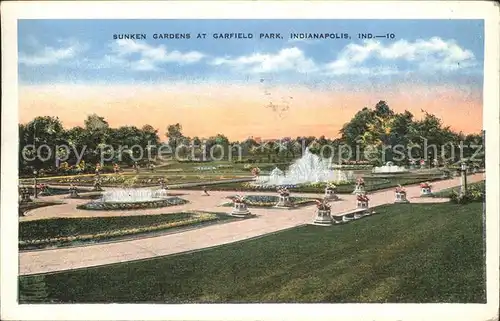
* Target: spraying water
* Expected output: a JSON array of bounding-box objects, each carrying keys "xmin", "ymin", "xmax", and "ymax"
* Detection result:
[
  {"xmin": 98, "ymin": 188, "xmax": 168, "ymax": 203},
  {"xmin": 254, "ymin": 148, "xmax": 354, "ymax": 186}
]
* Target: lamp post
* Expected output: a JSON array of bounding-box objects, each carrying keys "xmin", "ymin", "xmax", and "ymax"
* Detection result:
[
  {"xmin": 33, "ymin": 170, "xmax": 38, "ymax": 199},
  {"xmin": 460, "ymin": 161, "xmax": 468, "ymax": 196}
]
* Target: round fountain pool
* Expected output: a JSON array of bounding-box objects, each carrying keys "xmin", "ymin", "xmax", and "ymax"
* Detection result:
[{"xmin": 76, "ymin": 188, "xmax": 188, "ymax": 211}]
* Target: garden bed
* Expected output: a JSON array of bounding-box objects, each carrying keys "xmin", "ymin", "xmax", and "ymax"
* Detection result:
[
  {"xmin": 223, "ymin": 195, "xmax": 318, "ymax": 208},
  {"xmin": 29, "ymin": 174, "xmax": 250, "ymax": 188},
  {"xmin": 76, "ymin": 196, "xmax": 188, "ymax": 211},
  {"xmin": 180, "ymin": 175, "xmax": 445, "ymax": 194},
  {"xmin": 21, "ymin": 187, "xmax": 89, "ymax": 196},
  {"xmin": 19, "ymin": 212, "xmax": 235, "ymax": 251}
]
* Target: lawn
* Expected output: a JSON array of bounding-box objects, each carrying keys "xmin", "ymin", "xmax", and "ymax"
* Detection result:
[
  {"xmin": 19, "ymin": 212, "xmax": 236, "ymax": 250},
  {"xmin": 222, "ymin": 195, "xmax": 318, "ymax": 208},
  {"xmin": 19, "ymin": 201, "xmax": 485, "ymax": 303}
]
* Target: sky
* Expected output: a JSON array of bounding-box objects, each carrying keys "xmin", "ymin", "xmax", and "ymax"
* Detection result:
[{"xmin": 18, "ymin": 19, "xmax": 484, "ymax": 140}]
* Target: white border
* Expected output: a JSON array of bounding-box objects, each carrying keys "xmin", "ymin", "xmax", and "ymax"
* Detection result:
[{"xmin": 1, "ymin": 1, "xmax": 499, "ymax": 321}]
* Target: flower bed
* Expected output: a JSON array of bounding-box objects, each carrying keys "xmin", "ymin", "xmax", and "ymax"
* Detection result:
[
  {"xmin": 77, "ymin": 196, "xmax": 188, "ymax": 211},
  {"xmin": 224, "ymin": 195, "xmax": 317, "ymax": 208},
  {"xmin": 19, "ymin": 212, "xmax": 224, "ymax": 250},
  {"xmin": 23, "ymin": 187, "xmax": 88, "ymax": 196}
]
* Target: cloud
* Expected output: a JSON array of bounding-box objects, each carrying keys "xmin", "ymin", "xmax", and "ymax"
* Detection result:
[
  {"xmin": 109, "ymin": 39, "xmax": 205, "ymax": 71},
  {"xmin": 325, "ymin": 37, "xmax": 476, "ymax": 75},
  {"xmin": 19, "ymin": 39, "xmax": 88, "ymax": 66},
  {"xmin": 211, "ymin": 47, "xmax": 317, "ymax": 74}
]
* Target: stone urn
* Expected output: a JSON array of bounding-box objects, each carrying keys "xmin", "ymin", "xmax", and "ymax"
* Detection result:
[
  {"xmin": 324, "ymin": 187, "xmax": 339, "ymax": 201},
  {"xmin": 230, "ymin": 201, "xmax": 252, "ymax": 218},
  {"xmin": 275, "ymin": 188, "xmax": 293, "ymax": 208},
  {"xmin": 276, "ymin": 194, "xmax": 293, "ymax": 208},
  {"xmin": 421, "ymin": 187, "xmax": 432, "ymax": 196},
  {"xmin": 394, "ymin": 186, "xmax": 409, "ymax": 203},
  {"xmin": 313, "ymin": 208, "xmax": 333, "ymax": 226},
  {"xmin": 420, "ymin": 183, "xmax": 432, "ymax": 196},
  {"xmin": 356, "ymin": 194, "xmax": 369, "ymax": 209},
  {"xmin": 352, "ymin": 184, "xmax": 365, "ymax": 195},
  {"xmin": 394, "ymin": 191, "xmax": 409, "ymax": 203}
]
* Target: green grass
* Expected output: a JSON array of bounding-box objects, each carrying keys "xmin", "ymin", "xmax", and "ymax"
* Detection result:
[
  {"xmin": 19, "ymin": 212, "xmax": 235, "ymax": 250},
  {"xmin": 19, "ymin": 202, "xmax": 485, "ymax": 303}
]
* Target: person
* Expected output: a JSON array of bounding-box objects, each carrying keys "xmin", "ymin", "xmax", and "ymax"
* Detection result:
[{"xmin": 202, "ymin": 186, "xmax": 210, "ymax": 196}]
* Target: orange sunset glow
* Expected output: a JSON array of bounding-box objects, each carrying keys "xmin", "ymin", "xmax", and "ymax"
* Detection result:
[{"xmin": 19, "ymin": 83, "xmax": 483, "ymax": 141}]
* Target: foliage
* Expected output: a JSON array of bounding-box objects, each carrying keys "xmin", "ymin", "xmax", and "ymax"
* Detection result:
[
  {"xmin": 76, "ymin": 197, "xmax": 188, "ymax": 211},
  {"xmin": 449, "ymin": 181, "xmax": 485, "ymax": 204},
  {"xmin": 19, "ymin": 101, "xmax": 485, "ymax": 175}
]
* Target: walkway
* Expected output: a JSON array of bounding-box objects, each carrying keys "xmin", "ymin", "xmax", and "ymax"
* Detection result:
[{"xmin": 19, "ymin": 174, "xmax": 484, "ymax": 275}]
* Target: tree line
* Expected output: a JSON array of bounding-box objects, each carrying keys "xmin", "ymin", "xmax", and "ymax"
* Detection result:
[{"xmin": 18, "ymin": 101, "xmax": 484, "ymax": 175}]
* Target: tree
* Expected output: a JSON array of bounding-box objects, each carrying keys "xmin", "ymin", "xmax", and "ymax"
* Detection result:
[
  {"xmin": 339, "ymin": 107, "xmax": 375, "ymax": 146},
  {"xmin": 166, "ymin": 123, "xmax": 184, "ymax": 151},
  {"xmin": 374, "ymin": 100, "xmax": 394, "ymax": 119},
  {"xmin": 20, "ymin": 116, "xmax": 65, "ymax": 171}
]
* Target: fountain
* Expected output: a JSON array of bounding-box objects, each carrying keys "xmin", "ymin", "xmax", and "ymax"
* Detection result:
[
  {"xmin": 254, "ymin": 148, "xmax": 354, "ymax": 186},
  {"xmin": 230, "ymin": 195, "xmax": 252, "ymax": 217},
  {"xmin": 77, "ymin": 187, "xmax": 186, "ymax": 210},
  {"xmin": 371, "ymin": 161, "xmax": 408, "ymax": 174}
]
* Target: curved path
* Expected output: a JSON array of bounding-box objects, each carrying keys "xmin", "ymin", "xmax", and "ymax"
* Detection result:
[{"xmin": 19, "ymin": 174, "xmax": 484, "ymax": 276}]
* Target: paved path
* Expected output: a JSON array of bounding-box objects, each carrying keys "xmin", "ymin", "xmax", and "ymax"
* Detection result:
[{"xmin": 18, "ymin": 174, "xmax": 484, "ymax": 276}]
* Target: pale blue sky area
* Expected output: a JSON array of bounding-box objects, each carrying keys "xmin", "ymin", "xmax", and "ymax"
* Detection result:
[{"xmin": 18, "ymin": 19, "xmax": 484, "ymax": 89}]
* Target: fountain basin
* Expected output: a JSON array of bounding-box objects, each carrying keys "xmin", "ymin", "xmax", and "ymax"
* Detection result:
[{"xmin": 77, "ymin": 196, "xmax": 188, "ymax": 211}]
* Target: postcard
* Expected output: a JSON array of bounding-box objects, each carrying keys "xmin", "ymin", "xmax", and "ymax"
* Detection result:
[{"xmin": 1, "ymin": 1, "xmax": 499, "ymax": 321}]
